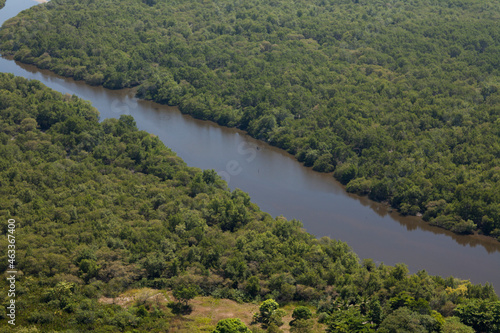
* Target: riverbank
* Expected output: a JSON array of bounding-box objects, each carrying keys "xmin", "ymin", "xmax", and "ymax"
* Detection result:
[
  {"xmin": 2, "ymin": 0, "xmax": 499, "ymax": 241},
  {"xmin": 0, "ymin": 71, "xmax": 497, "ymax": 332},
  {"xmin": 1, "ymin": 0, "xmax": 500, "ymax": 291}
]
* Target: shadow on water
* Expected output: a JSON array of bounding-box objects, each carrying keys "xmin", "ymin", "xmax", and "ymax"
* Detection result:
[{"xmin": 351, "ymin": 192, "xmax": 500, "ymax": 254}]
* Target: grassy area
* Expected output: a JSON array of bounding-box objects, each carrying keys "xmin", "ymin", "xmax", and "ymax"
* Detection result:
[{"xmin": 100, "ymin": 288, "xmax": 326, "ymax": 332}]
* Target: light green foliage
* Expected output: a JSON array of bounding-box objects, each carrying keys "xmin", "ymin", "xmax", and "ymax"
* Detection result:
[
  {"xmin": 259, "ymin": 300, "xmax": 280, "ymax": 319},
  {"xmin": 2, "ymin": 0, "xmax": 500, "ymax": 236},
  {"xmin": 212, "ymin": 318, "xmax": 251, "ymax": 333},
  {"xmin": 443, "ymin": 317, "xmax": 474, "ymax": 333}
]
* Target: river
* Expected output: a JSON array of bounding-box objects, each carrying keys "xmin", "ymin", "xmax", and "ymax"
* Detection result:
[{"xmin": 2, "ymin": 0, "xmax": 500, "ymax": 292}]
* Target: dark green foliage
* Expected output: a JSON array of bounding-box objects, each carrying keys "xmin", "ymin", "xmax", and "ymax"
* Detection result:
[
  {"xmin": 2, "ymin": 0, "xmax": 500, "ymax": 236},
  {"xmin": 443, "ymin": 317, "xmax": 474, "ymax": 333},
  {"xmin": 245, "ymin": 276, "xmax": 261, "ymax": 297},
  {"xmin": 389, "ymin": 292, "xmax": 431, "ymax": 315},
  {"xmin": 172, "ymin": 285, "xmax": 198, "ymax": 306},
  {"xmin": 292, "ymin": 306, "xmax": 312, "ymax": 322},
  {"xmin": 0, "ymin": 73, "xmax": 497, "ymax": 331},
  {"xmin": 290, "ymin": 306, "xmax": 313, "ymax": 332},
  {"xmin": 212, "ymin": 318, "xmax": 251, "ymax": 333},
  {"xmin": 327, "ymin": 306, "xmax": 374, "ymax": 332},
  {"xmin": 378, "ymin": 307, "xmax": 442, "ymax": 333},
  {"xmin": 455, "ymin": 299, "xmax": 500, "ymax": 333},
  {"xmin": 368, "ymin": 299, "xmax": 382, "ymax": 325},
  {"xmin": 290, "ymin": 319, "xmax": 314, "ymax": 333}
]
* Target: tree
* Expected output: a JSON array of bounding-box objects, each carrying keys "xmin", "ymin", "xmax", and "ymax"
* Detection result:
[
  {"xmin": 212, "ymin": 318, "xmax": 251, "ymax": 333},
  {"xmin": 291, "ymin": 306, "xmax": 312, "ymax": 325},
  {"xmin": 290, "ymin": 306, "xmax": 314, "ymax": 332},
  {"xmin": 203, "ymin": 169, "xmax": 218, "ymax": 185},
  {"xmin": 245, "ymin": 276, "xmax": 261, "ymax": 297},
  {"xmin": 443, "ymin": 317, "xmax": 474, "ymax": 333},
  {"xmin": 290, "ymin": 319, "xmax": 314, "ymax": 333},
  {"xmin": 78, "ymin": 259, "xmax": 100, "ymax": 283},
  {"xmin": 5, "ymin": 0, "xmax": 500, "ymax": 238},
  {"xmin": 259, "ymin": 299, "xmax": 279, "ymax": 318},
  {"xmin": 378, "ymin": 307, "xmax": 441, "ymax": 333},
  {"xmin": 327, "ymin": 307, "xmax": 375, "ymax": 333},
  {"xmin": 334, "ymin": 163, "xmax": 357, "ymax": 185},
  {"xmin": 1, "ymin": 72, "xmax": 497, "ymax": 332},
  {"xmin": 142, "ymin": 253, "xmax": 167, "ymax": 278},
  {"xmin": 455, "ymin": 299, "xmax": 500, "ymax": 333},
  {"xmin": 368, "ymin": 299, "xmax": 382, "ymax": 325},
  {"xmin": 254, "ymin": 299, "xmax": 286, "ymax": 328},
  {"xmin": 173, "ymin": 285, "xmax": 198, "ymax": 306}
]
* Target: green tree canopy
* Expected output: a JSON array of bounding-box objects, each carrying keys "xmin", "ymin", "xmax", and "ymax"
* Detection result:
[
  {"xmin": 3, "ymin": 0, "xmax": 500, "ymax": 237},
  {"xmin": 212, "ymin": 318, "xmax": 251, "ymax": 333}
]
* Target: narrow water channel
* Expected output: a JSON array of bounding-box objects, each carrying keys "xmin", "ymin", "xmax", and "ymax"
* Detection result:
[{"xmin": 2, "ymin": 0, "xmax": 500, "ymax": 292}]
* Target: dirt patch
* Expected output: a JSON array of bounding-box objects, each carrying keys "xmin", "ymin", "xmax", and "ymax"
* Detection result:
[
  {"xmin": 98, "ymin": 288, "xmax": 169, "ymax": 307},
  {"xmin": 188, "ymin": 296, "xmax": 259, "ymax": 327},
  {"xmin": 99, "ymin": 289, "xmax": 325, "ymax": 332}
]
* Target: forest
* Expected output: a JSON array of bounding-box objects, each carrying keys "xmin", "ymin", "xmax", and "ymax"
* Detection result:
[
  {"xmin": 0, "ymin": 0, "xmax": 499, "ymax": 239},
  {"xmin": 0, "ymin": 73, "xmax": 499, "ymax": 332}
]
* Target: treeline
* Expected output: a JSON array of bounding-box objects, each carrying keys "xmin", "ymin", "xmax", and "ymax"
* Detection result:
[
  {"xmin": 1, "ymin": 0, "xmax": 499, "ymax": 238},
  {"xmin": 0, "ymin": 73, "xmax": 498, "ymax": 332},
  {"xmin": 0, "ymin": 0, "xmax": 5, "ymax": 10}
]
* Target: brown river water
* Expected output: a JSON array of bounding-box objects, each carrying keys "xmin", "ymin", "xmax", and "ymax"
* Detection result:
[{"xmin": 1, "ymin": 0, "xmax": 499, "ymax": 293}]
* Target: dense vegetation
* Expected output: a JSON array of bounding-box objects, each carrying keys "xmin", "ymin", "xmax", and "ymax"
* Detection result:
[
  {"xmin": 1, "ymin": 0, "xmax": 500, "ymax": 238},
  {"xmin": 0, "ymin": 73, "xmax": 498, "ymax": 332},
  {"xmin": 0, "ymin": 0, "xmax": 5, "ymax": 10}
]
